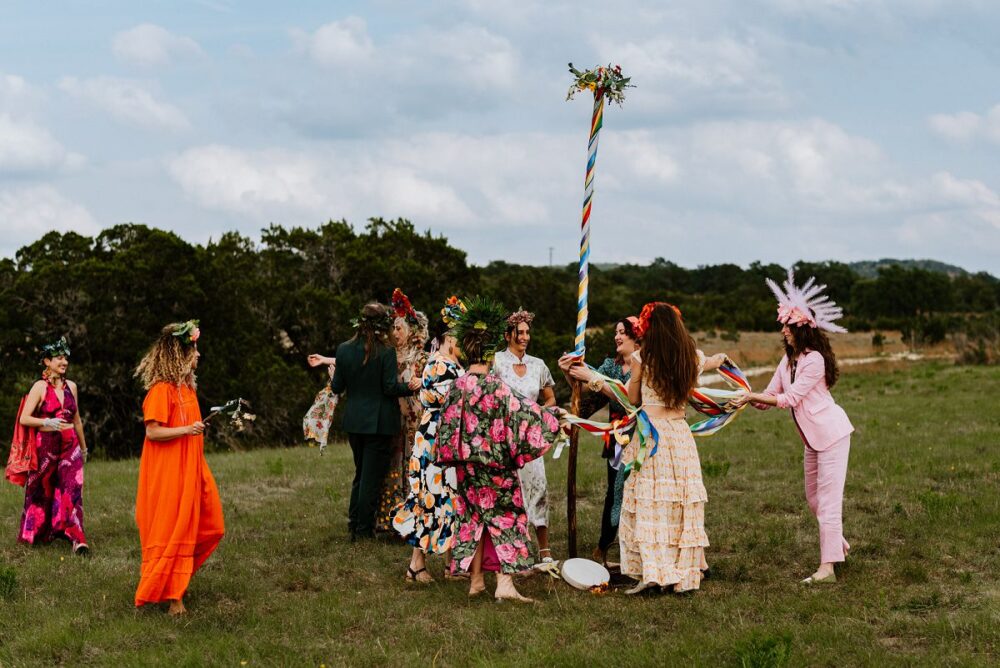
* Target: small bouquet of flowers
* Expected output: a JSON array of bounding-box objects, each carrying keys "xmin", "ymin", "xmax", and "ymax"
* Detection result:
[
  {"xmin": 567, "ymin": 63, "xmax": 633, "ymax": 105},
  {"xmin": 204, "ymin": 398, "xmax": 256, "ymax": 432}
]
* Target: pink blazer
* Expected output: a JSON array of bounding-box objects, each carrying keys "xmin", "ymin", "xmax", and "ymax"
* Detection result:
[{"xmin": 757, "ymin": 351, "xmax": 853, "ymax": 451}]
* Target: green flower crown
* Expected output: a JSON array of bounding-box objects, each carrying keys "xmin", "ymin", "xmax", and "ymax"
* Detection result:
[
  {"xmin": 40, "ymin": 336, "xmax": 71, "ymax": 360},
  {"xmin": 450, "ymin": 295, "xmax": 508, "ymax": 362},
  {"xmin": 172, "ymin": 319, "xmax": 201, "ymax": 346},
  {"xmin": 351, "ymin": 305, "xmax": 393, "ymax": 333}
]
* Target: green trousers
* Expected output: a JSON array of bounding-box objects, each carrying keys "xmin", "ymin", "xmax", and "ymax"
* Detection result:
[{"xmin": 347, "ymin": 433, "xmax": 392, "ymax": 538}]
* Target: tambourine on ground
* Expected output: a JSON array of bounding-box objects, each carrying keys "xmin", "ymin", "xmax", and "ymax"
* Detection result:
[{"xmin": 561, "ymin": 558, "xmax": 611, "ymax": 591}]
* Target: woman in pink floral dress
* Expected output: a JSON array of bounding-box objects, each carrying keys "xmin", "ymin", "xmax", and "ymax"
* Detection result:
[
  {"xmin": 17, "ymin": 338, "xmax": 89, "ymax": 554},
  {"xmin": 436, "ymin": 297, "xmax": 564, "ymax": 603}
]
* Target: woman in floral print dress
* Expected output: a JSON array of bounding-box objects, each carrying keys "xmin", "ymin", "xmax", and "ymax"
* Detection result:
[
  {"xmin": 391, "ymin": 315, "xmax": 465, "ymax": 583},
  {"xmin": 436, "ymin": 296, "xmax": 564, "ymax": 603},
  {"xmin": 375, "ymin": 290, "xmax": 428, "ymax": 532}
]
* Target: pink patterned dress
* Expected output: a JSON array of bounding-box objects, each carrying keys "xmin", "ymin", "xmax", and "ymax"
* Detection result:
[
  {"xmin": 436, "ymin": 372, "xmax": 562, "ymax": 574},
  {"xmin": 18, "ymin": 381, "xmax": 87, "ymax": 546}
]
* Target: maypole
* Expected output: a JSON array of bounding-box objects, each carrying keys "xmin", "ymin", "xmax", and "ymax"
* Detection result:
[{"xmin": 565, "ymin": 63, "xmax": 632, "ymax": 557}]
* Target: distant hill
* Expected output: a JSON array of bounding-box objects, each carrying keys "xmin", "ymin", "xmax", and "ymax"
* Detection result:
[
  {"xmin": 847, "ymin": 259, "xmax": 969, "ymax": 279},
  {"xmin": 589, "ymin": 258, "xmax": 974, "ymax": 278}
]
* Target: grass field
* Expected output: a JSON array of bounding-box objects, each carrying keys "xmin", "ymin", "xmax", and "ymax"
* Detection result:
[{"xmin": 1, "ymin": 361, "xmax": 998, "ymax": 667}]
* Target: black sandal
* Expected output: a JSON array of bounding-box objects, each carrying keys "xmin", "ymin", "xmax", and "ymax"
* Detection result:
[{"xmin": 405, "ymin": 566, "xmax": 433, "ymax": 583}]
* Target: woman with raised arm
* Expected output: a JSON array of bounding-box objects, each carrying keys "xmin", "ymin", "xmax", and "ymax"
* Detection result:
[
  {"xmin": 557, "ymin": 316, "xmax": 640, "ymax": 568},
  {"xmin": 133, "ymin": 320, "xmax": 225, "ymax": 615},
  {"xmin": 16, "ymin": 337, "xmax": 89, "ymax": 554},
  {"xmin": 729, "ymin": 271, "xmax": 854, "ymax": 585},
  {"xmin": 619, "ymin": 303, "xmax": 725, "ymax": 594}
]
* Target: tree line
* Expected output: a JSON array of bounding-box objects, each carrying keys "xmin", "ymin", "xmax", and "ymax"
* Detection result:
[{"xmin": 1, "ymin": 220, "xmax": 996, "ymax": 459}]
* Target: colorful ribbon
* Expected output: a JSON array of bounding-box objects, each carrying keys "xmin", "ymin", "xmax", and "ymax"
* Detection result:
[
  {"xmin": 559, "ymin": 357, "xmax": 751, "ymax": 475},
  {"xmin": 573, "ymin": 91, "xmax": 603, "ymax": 355}
]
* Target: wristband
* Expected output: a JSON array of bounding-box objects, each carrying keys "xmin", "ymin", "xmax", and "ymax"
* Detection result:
[{"xmin": 588, "ymin": 377, "xmax": 604, "ymax": 392}]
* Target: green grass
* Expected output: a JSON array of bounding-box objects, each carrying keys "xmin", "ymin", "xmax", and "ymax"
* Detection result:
[{"xmin": 1, "ymin": 361, "xmax": 998, "ymax": 666}]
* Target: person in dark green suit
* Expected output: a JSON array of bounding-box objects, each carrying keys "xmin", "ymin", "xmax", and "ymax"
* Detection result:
[{"xmin": 331, "ymin": 302, "xmax": 421, "ymax": 539}]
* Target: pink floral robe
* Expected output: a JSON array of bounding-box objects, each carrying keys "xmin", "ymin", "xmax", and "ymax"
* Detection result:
[{"xmin": 436, "ymin": 372, "xmax": 561, "ymax": 574}]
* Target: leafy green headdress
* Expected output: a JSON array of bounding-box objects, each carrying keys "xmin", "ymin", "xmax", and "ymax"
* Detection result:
[
  {"xmin": 171, "ymin": 319, "xmax": 201, "ymax": 346},
  {"xmin": 351, "ymin": 303, "xmax": 393, "ymax": 334},
  {"xmin": 40, "ymin": 336, "xmax": 71, "ymax": 360},
  {"xmin": 450, "ymin": 295, "xmax": 508, "ymax": 363}
]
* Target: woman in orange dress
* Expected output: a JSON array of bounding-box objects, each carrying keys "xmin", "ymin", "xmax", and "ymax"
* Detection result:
[{"xmin": 132, "ymin": 320, "xmax": 225, "ymax": 615}]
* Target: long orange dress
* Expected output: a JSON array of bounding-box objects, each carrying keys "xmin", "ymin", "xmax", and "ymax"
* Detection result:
[{"xmin": 135, "ymin": 382, "xmax": 225, "ymax": 606}]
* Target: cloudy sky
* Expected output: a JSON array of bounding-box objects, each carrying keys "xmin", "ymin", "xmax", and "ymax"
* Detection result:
[{"xmin": 2, "ymin": 1, "xmax": 999, "ymax": 272}]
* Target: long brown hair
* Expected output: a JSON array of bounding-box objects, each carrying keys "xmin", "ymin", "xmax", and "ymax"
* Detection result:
[
  {"xmin": 640, "ymin": 304, "xmax": 698, "ymax": 408},
  {"xmin": 354, "ymin": 302, "xmax": 392, "ymax": 364},
  {"xmin": 785, "ymin": 325, "xmax": 839, "ymax": 388},
  {"xmin": 134, "ymin": 324, "xmax": 198, "ymax": 390}
]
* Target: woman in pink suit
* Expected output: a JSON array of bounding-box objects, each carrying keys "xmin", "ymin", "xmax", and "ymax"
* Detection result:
[{"xmin": 732, "ymin": 270, "xmax": 853, "ymax": 584}]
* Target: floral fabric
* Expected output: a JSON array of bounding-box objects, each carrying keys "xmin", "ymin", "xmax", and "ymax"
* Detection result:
[
  {"xmin": 376, "ymin": 347, "xmax": 428, "ymax": 531},
  {"xmin": 390, "ymin": 355, "xmax": 464, "ymax": 553},
  {"xmin": 303, "ymin": 380, "xmax": 339, "ymax": 452},
  {"xmin": 436, "ymin": 372, "xmax": 561, "ymax": 574},
  {"xmin": 492, "ymin": 349, "xmax": 556, "ymax": 528},
  {"xmin": 19, "ymin": 381, "xmax": 86, "ymax": 546}
]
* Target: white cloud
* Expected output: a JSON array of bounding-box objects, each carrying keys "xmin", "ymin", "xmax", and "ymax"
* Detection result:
[
  {"xmin": 0, "ymin": 71, "xmax": 47, "ymax": 115},
  {"xmin": 928, "ymin": 105, "xmax": 1000, "ymax": 145},
  {"xmin": 112, "ymin": 24, "xmax": 203, "ymax": 67},
  {"xmin": 292, "ymin": 17, "xmax": 374, "ymax": 67},
  {"xmin": 58, "ymin": 77, "xmax": 190, "ymax": 131},
  {"xmin": 0, "ymin": 114, "xmax": 85, "ymax": 173},
  {"xmin": 0, "ymin": 185, "xmax": 98, "ymax": 254},
  {"xmin": 591, "ymin": 34, "xmax": 786, "ymax": 113},
  {"xmin": 928, "ymin": 111, "xmax": 982, "ymax": 142},
  {"xmin": 397, "ymin": 25, "xmax": 521, "ymax": 92}
]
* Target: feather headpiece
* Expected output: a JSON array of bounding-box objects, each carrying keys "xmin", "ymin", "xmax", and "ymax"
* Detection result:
[{"xmin": 765, "ymin": 269, "xmax": 846, "ymax": 334}]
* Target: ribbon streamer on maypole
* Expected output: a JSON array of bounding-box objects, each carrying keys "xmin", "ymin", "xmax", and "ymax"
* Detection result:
[
  {"xmin": 567, "ymin": 63, "xmax": 632, "ymax": 356},
  {"xmin": 564, "ymin": 63, "xmax": 633, "ymax": 557},
  {"xmin": 555, "ymin": 358, "xmax": 753, "ymax": 476}
]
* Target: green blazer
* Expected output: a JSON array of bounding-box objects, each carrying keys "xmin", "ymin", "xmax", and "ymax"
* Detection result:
[{"xmin": 331, "ymin": 337, "xmax": 413, "ymax": 435}]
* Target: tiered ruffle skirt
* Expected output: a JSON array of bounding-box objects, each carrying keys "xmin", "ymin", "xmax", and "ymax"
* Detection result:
[{"xmin": 618, "ymin": 416, "xmax": 709, "ymax": 591}]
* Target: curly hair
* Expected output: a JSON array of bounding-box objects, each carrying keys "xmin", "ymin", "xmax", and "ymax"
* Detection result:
[
  {"xmin": 134, "ymin": 323, "xmax": 198, "ymax": 390},
  {"xmin": 785, "ymin": 325, "xmax": 840, "ymax": 388},
  {"xmin": 639, "ymin": 304, "xmax": 698, "ymax": 409}
]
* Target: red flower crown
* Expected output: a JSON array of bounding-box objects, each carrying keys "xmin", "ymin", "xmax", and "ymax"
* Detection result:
[{"xmin": 634, "ymin": 302, "xmax": 682, "ymax": 339}]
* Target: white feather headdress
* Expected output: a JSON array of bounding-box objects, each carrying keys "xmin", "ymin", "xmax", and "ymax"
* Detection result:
[{"xmin": 765, "ymin": 269, "xmax": 847, "ymax": 334}]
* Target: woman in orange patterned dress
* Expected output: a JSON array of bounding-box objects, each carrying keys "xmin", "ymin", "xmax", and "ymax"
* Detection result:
[{"xmin": 133, "ymin": 320, "xmax": 225, "ymax": 615}]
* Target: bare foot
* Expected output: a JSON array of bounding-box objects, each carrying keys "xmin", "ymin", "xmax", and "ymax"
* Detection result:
[
  {"xmin": 468, "ymin": 574, "xmax": 487, "ymax": 597},
  {"xmin": 167, "ymin": 599, "xmax": 187, "ymax": 616},
  {"xmin": 495, "ymin": 575, "xmax": 534, "ymax": 603}
]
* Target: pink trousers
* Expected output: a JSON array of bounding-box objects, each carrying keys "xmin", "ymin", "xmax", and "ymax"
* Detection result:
[{"xmin": 803, "ymin": 435, "xmax": 851, "ymax": 564}]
